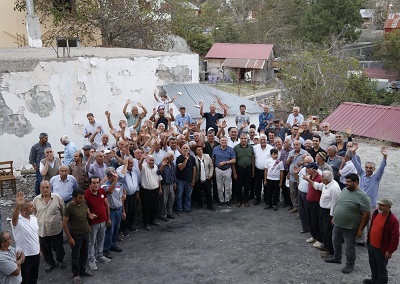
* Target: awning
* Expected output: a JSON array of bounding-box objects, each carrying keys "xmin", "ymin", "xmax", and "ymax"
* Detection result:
[{"xmin": 222, "ymin": 58, "xmax": 265, "ymax": 69}]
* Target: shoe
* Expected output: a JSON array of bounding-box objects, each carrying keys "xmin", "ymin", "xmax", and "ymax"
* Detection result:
[
  {"xmin": 225, "ymin": 202, "xmax": 231, "ymax": 208},
  {"xmin": 218, "ymin": 202, "xmax": 224, "ymax": 207},
  {"xmin": 244, "ymin": 202, "xmax": 250, "ymax": 207},
  {"xmin": 96, "ymin": 256, "xmax": 111, "ymax": 263},
  {"xmin": 160, "ymin": 217, "xmax": 169, "ymax": 222},
  {"xmin": 289, "ymin": 208, "xmax": 298, "ymax": 213},
  {"xmin": 273, "ymin": 205, "xmax": 278, "ymax": 211},
  {"xmin": 58, "ymin": 261, "xmax": 67, "ymax": 270},
  {"xmin": 72, "ymin": 276, "xmax": 83, "ymax": 284},
  {"xmin": 320, "ymin": 251, "xmax": 332, "ymax": 259},
  {"xmin": 313, "ymin": 241, "xmax": 324, "ymax": 249},
  {"xmin": 45, "ymin": 265, "xmax": 55, "ymax": 273},
  {"xmin": 324, "ymin": 257, "xmax": 341, "ymax": 264},
  {"xmin": 144, "ymin": 225, "xmax": 151, "ymax": 230},
  {"xmin": 363, "ymin": 279, "xmax": 374, "ymax": 284},
  {"xmin": 207, "ymin": 206, "xmax": 216, "ymax": 211},
  {"xmin": 88, "ymin": 261, "xmax": 98, "ymax": 271},
  {"xmin": 184, "ymin": 210, "xmax": 191, "ymax": 214},
  {"xmin": 236, "ymin": 202, "xmax": 241, "ymax": 207},
  {"xmin": 117, "ymin": 236, "xmax": 124, "ymax": 242},
  {"xmin": 287, "ymin": 206, "xmax": 294, "ymax": 211},
  {"xmin": 110, "ymin": 246, "xmax": 123, "ymax": 252},
  {"xmin": 264, "ymin": 205, "xmax": 273, "ymax": 210},
  {"xmin": 167, "ymin": 214, "xmax": 175, "ymax": 219},
  {"xmin": 81, "ymin": 269, "xmax": 94, "ymax": 277},
  {"xmin": 253, "ymin": 200, "xmax": 260, "ymax": 206},
  {"xmin": 306, "ymin": 237, "xmax": 316, "ymax": 243},
  {"xmin": 128, "ymin": 227, "xmax": 138, "ymax": 232},
  {"xmin": 341, "ymin": 265, "xmax": 354, "ymax": 274},
  {"xmin": 103, "ymin": 251, "xmax": 113, "ymax": 259},
  {"xmin": 176, "ymin": 211, "xmax": 182, "ymax": 216},
  {"xmin": 122, "ymin": 230, "xmax": 129, "ymax": 237},
  {"xmin": 300, "ymin": 229, "xmax": 309, "ymax": 234}
]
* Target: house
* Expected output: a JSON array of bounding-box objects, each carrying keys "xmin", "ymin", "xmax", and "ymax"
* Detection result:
[
  {"xmin": 162, "ymin": 83, "xmax": 264, "ymax": 128},
  {"xmin": 384, "ymin": 12, "xmax": 400, "ymax": 33},
  {"xmin": 205, "ymin": 43, "xmax": 275, "ymax": 83},
  {"xmin": 363, "ymin": 68, "xmax": 398, "ymax": 90},
  {"xmin": 323, "ymin": 102, "xmax": 400, "ymax": 143}
]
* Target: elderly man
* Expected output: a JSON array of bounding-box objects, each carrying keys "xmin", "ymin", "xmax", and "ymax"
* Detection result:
[
  {"xmin": 364, "ymin": 197, "xmax": 399, "ymax": 284},
  {"xmin": 69, "ymin": 151, "xmax": 90, "ymax": 190},
  {"xmin": 176, "ymin": 144, "xmax": 197, "ymax": 213},
  {"xmin": 267, "ymin": 119, "xmax": 288, "ymax": 141},
  {"xmin": 33, "ymin": 181, "xmax": 66, "ymax": 273},
  {"xmin": 86, "ymin": 151, "xmax": 108, "ymax": 180},
  {"xmin": 325, "ymin": 174, "xmax": 371, "ymax": 274},
  {"xmin": 29, "ymin": 132, "xmax": 51, "ymax": 195},
  {"xmin": 175, "ymin": 106, "xmax": 193, "ymax": 133},
  {"xmin": 50, "ymin": 165, "xmax": 79, "ymax": 204},
  {"xmin": 63, "ymin": 188, "xmax": 94, "ymax": 283},
  {"xmin": 258, "ymin": 105, "xmax": 274, "ymax": 132},
  {"xmin": 279, "ymin": 137, "xmax": 293, "ymax": 208},
  {"xmin": 286, "ymin": 106, "xmax": 304, "ymax": 127},
  {"xmin": 117, "ymin": 157, "xmax": 140, "ymax": 234},
  {"xmin": 158, "ymin": 152, "xmax": 177, "ymax": 219},
  {"xmin": 199, "ymin": 101, "xmax": 227, "ymax": 133},
  {"xmin": 84, "ymin": 176, "xmax": 111, "ymax": 271},
  {"xmin": 139, "ymin": 154, "xmax": 162, "ymax": 230},
  {"xmin": 11, "ymin": 192, "xmax": 40, "ymax": 284},
  {"xmin": 213, "ymin": 136, "xmax": 236, "ymax": 207},
  {"xmin": 311, "ymin": 171, "xmax": 341, "ymax": 259},
  {"xmin": 286, "ymin": 140, "xmax": 307, "ymax": 213},
  {"xmin": 83, "ymin": 113, "xmax": 105, "ymax": 144},
  {"xmin": 82, "ymin": 145, "xmax": 94, "ymax": 163},
  {"xmin": 253, "ymin": 134, "xmax": 273, "ymax": 205},
  {"xmin": 123, "ymin": 100, "xmax": 147, "ymax": 132},
  {"xmin": 0, "ymin": 231, "xmax": 24, "ymax": 283},
  {"xmin": 193, "ymin": 146, "xmax": 215, "ymax": 211},
  {"xmin": 101, "ymin": 167, "xmax": 126, "ymax": 258},
  {"xmin": 40, "ymin": 147, "xmax": 62, "ymax": 182},
  {"xmin": 316, "ymin": 152, "xmax": 333, "ymax": 173},
  {"xmin": 91, "ymin": 133, "xmax": 112, "ymax": 152},
  {"xmin": 233, "ymin": 133, "xmax": 254, "ymax": 207},
  {"xmin": 60, "ymin": 135, "xmax": 77, "ymax": 165},
  {"xmin": 338, "ymin": 150, "xmax": 357, "ymax": 189},
  {"xmin": 327, "ymin": 145, "xmax": 342, "ymax": 183},
  {"xmin": 313, "ymin": 122, "xmax": 336, "ymax": 151}
]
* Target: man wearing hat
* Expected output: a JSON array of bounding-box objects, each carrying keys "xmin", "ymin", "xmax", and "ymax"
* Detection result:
[
  {"xmin": 175, "ymin": 106, "xmax": 193, "ymax": 133},
  {"xmin": 364, "ymin": 197, "xmax": 399, "ymax": 284}
]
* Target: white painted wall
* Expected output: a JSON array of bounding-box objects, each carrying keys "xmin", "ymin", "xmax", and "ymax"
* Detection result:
[{"xmin": 0, "ymin": 52, "xmax": 199, "ymax": 166}]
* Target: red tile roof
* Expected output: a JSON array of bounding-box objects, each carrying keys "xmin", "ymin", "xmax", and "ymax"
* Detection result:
[
  {"xmin": 384, "ymin": 13, "xmax": 400, "ymax": 31},
  {"xmin": 363, "ymin": 68, "xmax": 397, "ymax": 81},
  {"xmin": 323, "ymin": 102, "xmax": 400, "ymax": 143},
  {"xmin": 205, "ymin": 43, "xmax": 274, "ymax": 60}
]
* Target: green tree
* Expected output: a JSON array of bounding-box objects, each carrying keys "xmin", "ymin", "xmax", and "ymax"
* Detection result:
[
  {"xmin": 281, "ymin": 49, "xmax": 378, "ymax": 116},
  {"xmin": 300, "ymin": 0, "xmax": 363, "ymax": 44},
  {"xmin": 374, "ymin": 29, "xmax": 400, "ymax": 78}
]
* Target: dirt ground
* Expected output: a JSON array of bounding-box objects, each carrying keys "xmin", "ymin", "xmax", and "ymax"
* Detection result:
[{"xmin": 0, "ymin": 141, "xmax": 399, "ymax": 284}]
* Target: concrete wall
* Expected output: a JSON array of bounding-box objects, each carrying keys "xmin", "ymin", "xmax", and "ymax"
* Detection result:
[{"xmin": 0, "ymin": 48, "xmax": 199, "ymax": 166}]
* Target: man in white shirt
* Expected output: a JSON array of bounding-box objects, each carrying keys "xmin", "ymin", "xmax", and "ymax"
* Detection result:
[
  {"xmin": 253, "ymin": 134, "xmax": 273, "ymax": 205},
  {"xmin": 338, "ymin": 150, "xmax": 357, "ymax": 189},
  {"xmin": 286, "ymin": 106, "xmax": 304, "ymax": 127},
  {"xmin": 83, "ymin": 113, "xmax": 105, "ymax": 144},
  {"xmin": 313, "ymin": 122, "xmax": 336, "ymax": 151},
  {"xmin": 12, "ymin": 192, "xmax": 40, "ymax": 284}
]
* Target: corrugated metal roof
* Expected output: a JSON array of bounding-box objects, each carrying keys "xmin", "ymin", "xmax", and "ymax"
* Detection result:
[
  {"xmin": 322, "ymin": 102, "xmax": 400, "ymax": 143},
  {"xmin": 222, "ymin": 58, "xmax": 265, "ymax": 69},
  {"xmin": 205, "ymin": 43, "xmax": 274, "ymax": 60},
  {"xmin": 384, "ymin": 13, "xmax": 400, "ymax": 30},
  {"xmin": 163, "ymin": 83, "xmax": 263, "ymax": 119}
]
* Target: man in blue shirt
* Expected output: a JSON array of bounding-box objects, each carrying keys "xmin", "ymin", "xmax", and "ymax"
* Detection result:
[
  {"xmin": 212, "ymin": 136, "xmax": 236, "ymax": 207},
  {"xmin": 50, "ymin": 165, "xmax": 79, "ymax": 204},
  {"xmin": 175, "ymin": 106, "xmax": 193, "ymax": 133},
  {"xmin": 258, "ymin": 105, "xmax": 274, "ymax": 132},
  {"xmin": 60, "ymin": 135, "xmax": 77, "ymax": 165}
]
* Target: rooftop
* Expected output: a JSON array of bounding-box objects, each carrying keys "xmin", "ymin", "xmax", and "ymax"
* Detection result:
[{"xmin": 205, "ymin": 43, "xmax": 274, "ymax": 60}]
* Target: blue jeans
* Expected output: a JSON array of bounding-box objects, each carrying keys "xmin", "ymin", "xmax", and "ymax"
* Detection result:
[
  {"xmin": 368, "ymin": 244, "xmax": 388, "ymax": 284},
  {"xmin": 176, "ymin": 180, "xmax": 193, "ymax": 212},
  {"xmin": 35, "ymin": 169, "xmax": 42, "ymax": 195},
  {"xmin": 103, "ymin": 207, "xmax": 122, "ymax": 253}
]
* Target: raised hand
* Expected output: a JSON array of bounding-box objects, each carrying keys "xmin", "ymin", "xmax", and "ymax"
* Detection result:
[
  {"xmin": 381, "ymin": 146, "xmax": 388, "ymax": 157},
  {"xmin": 221, "ymin": 120, "xmax": 227, "ymax": 128},
  {"xmin": 105, "ymin": 111, "xmax": 110, "ymax": 118},
  {"xmin": 137, "ymin": 102, "xmax": 143, "ymax": 107},
  {"xmin": 126, "ymin": 99, "xmax": 131, "ymax": 105},
  {"xmin": 153, "ymin": 108, "xmax": 157, "ymax": 114},
  {"xmin": 15, "ymin": 191, "xmax": 25, "ymax": 207},
  {"xmin": 198, "ymin": 101, "xmax": 204, "ymax": 108}
]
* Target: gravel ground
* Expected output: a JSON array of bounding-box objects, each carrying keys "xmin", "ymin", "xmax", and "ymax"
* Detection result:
[{"xmin": 0, "ymin": 141, "xmax": 399, "ymax": 284}]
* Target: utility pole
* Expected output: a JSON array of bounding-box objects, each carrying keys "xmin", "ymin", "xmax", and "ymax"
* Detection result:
[{"xmin": 25, "ymin": 0, "xmax": 42, "ymax": 47}]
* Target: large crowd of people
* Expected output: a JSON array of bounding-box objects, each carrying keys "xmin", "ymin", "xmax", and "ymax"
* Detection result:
[{"xmin": 0, "ymin": 97, "xmax": 399, "ymax": 284}]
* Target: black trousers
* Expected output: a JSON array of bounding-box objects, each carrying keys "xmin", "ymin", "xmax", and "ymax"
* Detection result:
[
  {"xmin": 368, "ymin": 244, "xmax": 389, "ymax": 284},
  {"xmin": 212, "ymin": 175, "xmax": 219, "ymax": 202},
  {"xmin": 140, "ymin": 187, "xmax": 159, "ymax": 226},
  {"xmin": 193, "ymin": 179, "xmax": 213, "ymax": 208},
  {"xmin": 319, "ymin": 207, "xmax": 334, "ymax": 255},
  {"xmin": 120, "ymin": 192, "xmax": 138, "ymax": 231},
  {"xmin": 71, "ymin": 232, "xmax": 89, "ymax": 277},
  {"xmin": 254, "ymin": 168, "xmax": 264, "ymax": 201},
  {"xmin": 306, "ymin": 201, "xmax": 321, "ymax": 241},
  {"xmin": 264, "ymin": 179, "xmax": 280, "ymax": 206},
  {"xmin": 281, "ymin": 170, "xmax": 292, "ymax": 206},
  {"xmin": 236, "ymin": 165, "xmax": 252, "ymax": 203},
  {"xmin": 21, "ymin": 254, "xmax": 40, "ymax": 284},
  {"xmin": 39, "ymin": 230, "xmax": 65, "ymax": 267}
]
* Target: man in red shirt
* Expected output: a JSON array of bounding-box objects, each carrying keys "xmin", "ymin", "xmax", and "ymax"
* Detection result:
[
  {"xmin": 84, "ymin": 176, "xmax": 111, "ymax": 271},
  {"xmin": 364, "ymin": 197, "xmax": 399, "ymax": 284}
]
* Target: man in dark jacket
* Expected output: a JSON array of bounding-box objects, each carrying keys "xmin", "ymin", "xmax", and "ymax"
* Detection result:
[{"xmin": 364, "ymin": 197, "xmax": 399, "ymax": 284}]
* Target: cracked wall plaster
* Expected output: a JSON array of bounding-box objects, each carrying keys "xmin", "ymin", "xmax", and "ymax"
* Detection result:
[{"xmin": 0, "ymin": 94, "xmax": 33, "ymax": 137}]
